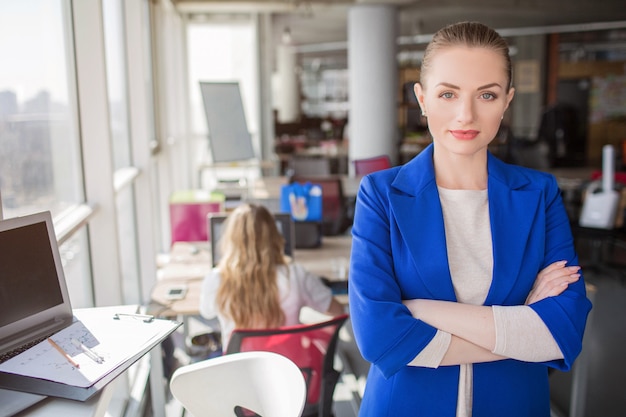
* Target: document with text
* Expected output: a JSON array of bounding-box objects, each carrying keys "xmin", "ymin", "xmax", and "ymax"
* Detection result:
[{"xmin": 0, "ymin": 307, "xmax": 179, "ymax": 388}]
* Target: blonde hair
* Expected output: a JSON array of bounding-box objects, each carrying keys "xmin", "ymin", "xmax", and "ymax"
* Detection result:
[
  {"xmin": 420, "ymin": 21, "xmax": 512, "ymax": 91},
  {"xmin": 216, "ymin": 203, "xmax": 286, "ymax": 329}
]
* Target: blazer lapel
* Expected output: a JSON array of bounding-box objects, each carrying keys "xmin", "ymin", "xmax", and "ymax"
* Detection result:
[
  {"xmin": 485, "ymin": 155, "xmax": 541, "ymax": 304},
  {"xmin": 389, "ymin": 148, "xmax": 542, "ymax": 304},
  {"xmin": 389, "ymin": 146, "xmax": 457, "ymax": 301}
]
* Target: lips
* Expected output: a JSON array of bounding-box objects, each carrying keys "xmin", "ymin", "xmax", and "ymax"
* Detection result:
[{"xmin": 450, "ymin": 130, "xmax": 479, "ymax": 140}]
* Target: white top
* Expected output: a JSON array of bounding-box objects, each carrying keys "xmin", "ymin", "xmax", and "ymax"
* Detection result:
[
  {"xmin": 199, "ymin": 262, "xmax": 334, "ymax": 349},
  {"xmin": 410, "ymin": 187, "xmax": 563, "ymax": 417}
]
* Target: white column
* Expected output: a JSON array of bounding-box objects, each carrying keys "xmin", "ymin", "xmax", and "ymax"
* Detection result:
[
  {"xmin": 276, "ymin": 43, "xmax": 300, "ymax": 123},
  {"xmin": 348, "ymin": 4, "xmax": 399, "ymax": 169}
]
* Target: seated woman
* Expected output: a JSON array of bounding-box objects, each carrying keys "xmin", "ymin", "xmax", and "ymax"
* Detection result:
[{"xmin": 199, "ymin": 203, "xmax": 345, "ymax": 350}]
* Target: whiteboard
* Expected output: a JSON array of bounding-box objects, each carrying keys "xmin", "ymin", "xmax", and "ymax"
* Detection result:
[{"xmin": 199, "ymin": 82, "xmax": 256, "ymax": 163}]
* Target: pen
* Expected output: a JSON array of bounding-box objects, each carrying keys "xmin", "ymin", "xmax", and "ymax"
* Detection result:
[
  {"xmin": 71, "ymin": 338, "xmax": 105, "ymax": 364},
  {"xmin": 48, "ymin": 338, "xmax": 80, "ymax": 369}
]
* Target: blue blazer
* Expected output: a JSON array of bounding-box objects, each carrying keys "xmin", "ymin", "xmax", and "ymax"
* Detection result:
[{"xmin": 349, "ymin": 144, "xmax": 592, "ymax": 417}]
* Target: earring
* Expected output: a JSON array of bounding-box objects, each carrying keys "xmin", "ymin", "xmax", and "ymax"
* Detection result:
[{"xmin": 421, "ymin": 109, "xmax": 426, "ymax": 117}]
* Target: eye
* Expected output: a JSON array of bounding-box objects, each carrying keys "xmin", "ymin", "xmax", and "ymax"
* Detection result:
[
  {"xmin": 480, "ymin": 92, "xmax": 497, "ymax": 100},
  {"xmin": 439, "ymin": 91, "xmax": 454, "ymax": 99}
]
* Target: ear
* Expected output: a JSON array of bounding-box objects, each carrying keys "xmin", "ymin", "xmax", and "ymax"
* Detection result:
[
  {"xmin": 504, "ymin": 87, "xmax": 515, "ymax": 111},
  {"xmin": 413, "ymin": 82, "xmax": 426, "ymax": 114}
]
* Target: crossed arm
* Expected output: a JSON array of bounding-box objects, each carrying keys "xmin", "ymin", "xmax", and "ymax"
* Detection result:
[{"xmin": 403, "ymin": 261, "xmax": 581, "ymax": 366}]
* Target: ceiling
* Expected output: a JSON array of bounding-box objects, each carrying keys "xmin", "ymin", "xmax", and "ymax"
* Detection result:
[{"xmin": 175, "ymin": 0, "xmax": 626, "ymax": 67}]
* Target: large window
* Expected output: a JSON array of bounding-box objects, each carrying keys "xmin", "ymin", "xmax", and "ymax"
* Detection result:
[
  {"xmin": 0, "ymin": 0, "xmax": 83, "ymax": 219},
  {"xmin": 0, "ymin": 0, "xmax": 94, "ymax": 307}
]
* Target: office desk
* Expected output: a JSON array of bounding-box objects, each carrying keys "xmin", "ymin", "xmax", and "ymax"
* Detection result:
[
  {"xmin": 150, "ymin": 235, "xmax": 352, "ymax": 317},
  {"xmin": 10, "ymin": 378, "xmax": 118, "ymax": 417},
  {"xmin": 3, "ymin": 305, "xmax": 177, "ymax": 417},
  {"xmin": 293, "ymin": 235, "xmax": 351, "ymax": 282}
]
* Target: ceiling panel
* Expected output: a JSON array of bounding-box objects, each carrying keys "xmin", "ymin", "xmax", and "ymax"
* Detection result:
[{"xmin": 175, "ymin": 0, "xmax": 626, "ymax": 66}]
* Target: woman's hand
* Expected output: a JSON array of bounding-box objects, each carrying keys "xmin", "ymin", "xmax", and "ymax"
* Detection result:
[{"xmin": 525, "ymin": 261, "xmax": 580, "ymax": 305}]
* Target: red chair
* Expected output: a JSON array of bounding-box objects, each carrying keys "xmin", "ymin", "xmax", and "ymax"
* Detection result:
[
  {"xmin": 353, "ymin": 155, "xmax": 391, "ymax": 175},
  {"xmin": 226, "ymin": 314, "xmax": 349, "ymax": 417}
]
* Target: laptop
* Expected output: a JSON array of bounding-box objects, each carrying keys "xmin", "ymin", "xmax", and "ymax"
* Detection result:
[
  {"xmin": 0, "ymin": 211, "xmax": 74, "ymax": 414},
  {"xmin": 208, "ymin": 212, "xmax": 295, "ymax": 267},
  {"xmin": 0, "ymin": 211, "xmax": 74, "ymax": 358}
]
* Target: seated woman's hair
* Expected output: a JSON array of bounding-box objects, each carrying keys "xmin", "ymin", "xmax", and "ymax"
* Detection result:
[{"xmin": 216, "ymin": 203, "xmax": 286, "ymax": 329}]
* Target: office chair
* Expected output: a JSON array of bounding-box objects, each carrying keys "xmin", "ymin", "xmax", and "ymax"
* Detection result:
[
  {"xmin": 292, "ymin": 175, "xmax": 351, "ymax": 236},
  {"xmin": 169, "ymin": 351, "xmax": 307, "ymax": 417},
  {"xmin": 353, "ymin": 155, "xmax": 391, "ymax": 175},
  {"xmin": 226, "ymin": 314, "xmax": 349, "ymax": 417}
]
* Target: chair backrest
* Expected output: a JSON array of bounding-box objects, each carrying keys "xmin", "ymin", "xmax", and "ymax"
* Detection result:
[
  {"xmin": 291, "ymin": 175, "xmax": 350, "ymax": 236},
  {"xmin": 353, "ymin": 155, "xmax": 391, "ymax": 175},
  {"xmin": 169, "ymin": 351, "xmax": 306, "ymax": 417},
  {"xmin": 226, "ymin": 314, "xmax": 349, "ymax": 417}
]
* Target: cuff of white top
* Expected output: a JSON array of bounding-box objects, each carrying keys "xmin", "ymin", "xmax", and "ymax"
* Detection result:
[
  {"xmin": 491, "ymin": 305, "xmax": 506, "ymax": 355},
  {"xmin": 408, "ymin": 330, "xmax": 452, "ymax": 369}
]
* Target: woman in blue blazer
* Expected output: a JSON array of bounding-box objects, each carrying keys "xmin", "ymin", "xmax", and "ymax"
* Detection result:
[{"xmin": 349, "ymin": 22, "xmax": 592, "ymax": 417}]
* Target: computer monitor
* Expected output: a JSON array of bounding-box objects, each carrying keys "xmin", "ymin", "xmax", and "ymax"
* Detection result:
[{"xmin": 208, "ymin": 212, "xmax": 295, "ymax": 267}]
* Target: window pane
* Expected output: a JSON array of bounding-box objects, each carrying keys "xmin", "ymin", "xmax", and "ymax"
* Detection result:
[
  {"xmin": 116, "ymin": 185, "xmax": 141, "ymax": 305},
  {"xmin": 103, "ymin": 0, "xmax": 132, "ymax": 169},
  {"xmin": 143, "ymin": 0, "xmax": 157, "ymax": 152},
  {"xmin": 61, "ymin": 229, "xmax": 94, "ymax": 308},
  {"xmin": 0, "ymin": 0, "xmax": 84, "ymax": 218},
  {"xmin": 103, "ymin": 0, "xmax": 141, "ymax": 304}
]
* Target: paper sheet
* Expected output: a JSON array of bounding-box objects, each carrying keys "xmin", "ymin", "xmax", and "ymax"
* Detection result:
[{"xmin": 0, "ymin": 310, "xmax": 177, "ymax": 388}]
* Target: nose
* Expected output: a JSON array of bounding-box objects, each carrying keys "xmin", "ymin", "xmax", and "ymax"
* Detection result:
[{"xmin": 456, "ymin": 97, "xmax": 475, "ymax": 124}]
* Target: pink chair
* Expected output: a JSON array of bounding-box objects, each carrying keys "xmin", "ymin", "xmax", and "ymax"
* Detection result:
[
  {"xmin": 169, "ymin": 190, "xmax": 224, "ymax": 245},
  {"xmin": 353, "ymin": 155, "xmax": 391, "ymax": 175}
]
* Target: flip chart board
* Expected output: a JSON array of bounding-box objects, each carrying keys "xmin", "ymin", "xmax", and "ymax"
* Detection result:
[{"xmin": 199, "ymin": 81, "xmax": 255, "ymax": 163}]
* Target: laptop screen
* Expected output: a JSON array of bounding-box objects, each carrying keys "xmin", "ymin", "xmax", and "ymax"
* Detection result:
[
  {"xmin": 208, "ymin": 212, "xmax": 295, "ymax": 267},
  {"xmin": 0, "ymin": 212, "xmax": 73, "ymax": 355}
]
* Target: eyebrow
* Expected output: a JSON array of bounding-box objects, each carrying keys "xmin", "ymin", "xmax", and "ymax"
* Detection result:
[{"xmin": 436, "ymin": 82, "xmax": 503, "ymax": 90}]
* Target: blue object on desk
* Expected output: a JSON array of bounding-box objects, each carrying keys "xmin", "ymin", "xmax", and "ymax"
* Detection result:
[{"xmin": 280, "ymin": 182, "xmax": 323, "ymax": 222}]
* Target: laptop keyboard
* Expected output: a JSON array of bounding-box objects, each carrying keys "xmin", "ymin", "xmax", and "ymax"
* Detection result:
[{"xmin": 0, "ymin": 333, "xmax": 54, "ymax": 364}]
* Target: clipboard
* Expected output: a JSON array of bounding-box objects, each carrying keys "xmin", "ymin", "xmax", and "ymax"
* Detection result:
[{"xmin": 0, "ymin": 306, "xmax": 180, "ymax": 401}]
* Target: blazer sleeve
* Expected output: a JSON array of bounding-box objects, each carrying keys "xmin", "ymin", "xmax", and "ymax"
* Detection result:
[
  {"xmin": 349, "ymin": 174, "xmax": 439, "ymax": 379},
  {"xmin": 529, "ymin": 174, "xmax": 592, "ymax": 371}
]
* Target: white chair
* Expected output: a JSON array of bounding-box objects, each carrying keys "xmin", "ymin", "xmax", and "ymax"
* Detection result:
[{"xmin": 169, "ymin": 351, "xmax": 307, "ymax": 417}]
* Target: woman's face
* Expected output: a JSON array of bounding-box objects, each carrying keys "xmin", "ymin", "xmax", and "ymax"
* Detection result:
[{"xmin": 414, "ymin": 46, "xmax": 515, "ymax": 158}]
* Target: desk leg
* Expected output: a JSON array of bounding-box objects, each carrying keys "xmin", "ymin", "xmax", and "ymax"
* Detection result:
[
  {"xmin": 92, "ymin": 378, "xmax": 119, "ymax": 417},
  {"xmin": 149, "ymin": 344, "xmax": 166, "ymax": 417}
]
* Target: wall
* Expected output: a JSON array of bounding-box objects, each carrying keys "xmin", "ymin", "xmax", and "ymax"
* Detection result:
[
  {"xmin": 510, "ymin": 35, "xmax": 547, "ymax": 141},
  {"xmin": 558, "ymin": 61, "xmax": 626, "ymax": 165}
]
